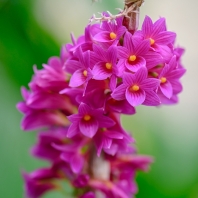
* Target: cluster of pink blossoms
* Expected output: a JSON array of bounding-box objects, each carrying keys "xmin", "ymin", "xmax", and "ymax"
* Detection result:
[{"xmin": 17, "ymin": 14, "xmax": 185, "ymax": 198}]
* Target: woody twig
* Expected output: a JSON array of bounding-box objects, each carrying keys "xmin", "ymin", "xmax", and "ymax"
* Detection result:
[
  {"xmin": 123, "ymin": 0, "xmax": 144, "ymax": 34},
  {"xmin": 90, "ymin": 0, "xmax": 144, "ymax": 28}
]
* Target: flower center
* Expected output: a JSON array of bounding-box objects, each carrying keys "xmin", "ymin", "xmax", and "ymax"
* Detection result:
[
  {"xmin": 83, "ymin": 114, "xmax": 91, "ymax": 121},
  {"xmin": 129, "ymin": 85, "xmax": 140, "ymax": 92},
  {"xmin": 83, "ymin": 70, "xmax": 88, "ymax": 77},
  {"xmin": 110, "ymin": 32, "xmax": 116, "ymax": 40},
  {"xmin": 105, "ymin": 63, "xmax": 112, "ymax": 70},
  {"xmin": 129, "ymin": 55, "xmax": 137, "ymax": 62},
  {"xmin": 150, "ymin": 38, "xmax": 155, "ymax": 45},
  {"xmin": 160, "ymin": 77, "xmax": 167, "ymax": 83}
]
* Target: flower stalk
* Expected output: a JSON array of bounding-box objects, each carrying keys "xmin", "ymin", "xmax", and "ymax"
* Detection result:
[{"xmin": 123, "ymin": 0, "xmax": 144, "ymax": 33}]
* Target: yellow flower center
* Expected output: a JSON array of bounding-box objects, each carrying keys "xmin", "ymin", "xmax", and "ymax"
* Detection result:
[
  {"xmin": 110, "ymin": 32, "xmax": 117, "ymax": 40},
  {"xmin": 105, "ymin": 63, "xmax": 112, "ymax": 70},
  {"xmin": 83, "ymin": 114, "xmax": 91, "ymax": 121},
  {"xmin": 83, "ymin": 70, "xmax": 88, "ymax": 77},
  {"xmin": 129, "ymin": 55, "xmax": 137, "ymax": 62},
  {"xmin": 160, "ymin": 77, "xmax": 167, "ymax": 83},
  {"xmin": 150, "ymin": 38, "xmax": 155, "ymax": 45},
  {"xmin": 130, "ymin": 85, "xmax": 140, "ymax": 92}
]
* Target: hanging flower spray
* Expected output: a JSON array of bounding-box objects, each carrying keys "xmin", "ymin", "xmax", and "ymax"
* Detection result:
[{"xmin": 17, "ymin": 1, "xmax": 186, "ymax": 197}]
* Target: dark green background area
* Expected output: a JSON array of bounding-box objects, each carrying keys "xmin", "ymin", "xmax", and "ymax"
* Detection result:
[{"xmin": 0, "ymin": 0, "xmax": 197, "ymax": 197}]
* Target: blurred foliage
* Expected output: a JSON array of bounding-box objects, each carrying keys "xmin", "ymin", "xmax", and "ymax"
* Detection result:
[
  {"xmin": 0, "ymin": 0, "xmax": 59, "ymax": 197},
  {"xmin": 0, "ymin": 0, "xmax": 198, "ymax": 198},
  {"xmin": 0, "ymin": 0, "xmax": 59, "ymax": 86}
]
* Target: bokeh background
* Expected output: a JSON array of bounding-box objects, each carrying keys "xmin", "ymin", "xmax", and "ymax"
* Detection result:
[{"xmin": 0, "ymin": 0, "xmax": 198, "ymax": 197}]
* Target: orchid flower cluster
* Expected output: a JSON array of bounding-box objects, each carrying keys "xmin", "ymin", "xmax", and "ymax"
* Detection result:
[{"xmin": 17, "ymin": 13, "xmax": 185, "ymax": 198}]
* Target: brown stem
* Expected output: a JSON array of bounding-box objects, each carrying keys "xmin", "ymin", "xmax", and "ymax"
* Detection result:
[{"xmin": 123, "ymin": 0, "xmax": 144, "ymax": 34}]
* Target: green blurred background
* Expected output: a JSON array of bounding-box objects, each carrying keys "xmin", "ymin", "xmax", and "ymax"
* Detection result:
[{"xmin": 0, "ymin": 0, "xmax": 198, "ymax": 197}]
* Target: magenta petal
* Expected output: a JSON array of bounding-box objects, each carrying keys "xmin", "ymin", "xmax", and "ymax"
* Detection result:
[
  {"xmin": 117, "ymin": 59, "xmax": 126, "ymax": 76},
  {"xmin": 81, "ymin": 43, "xmax": 93, "ymax": 53},
  {"xmin": 103, "ymin": 137, "xmax": 112, "ymax": 149},
  {"xmin": 93, "ymin": 44, "xmax": 107, "ymax": 59},
  {"xmin": 120, "ymin": 101, "xmax": 136, "ymax": 115},
  {"xmin": 152, "ymin": 17, "xmax": 166, "ymax": 36},
  {"xmin": 92, "ymin": 62, "xmax": 111, "ymax": 80},
  {"xmin": 168, "ymin": 55, "xmax": 177, "ymax": 70},
  {"xmin": 78, "ymin": 103, "xmax": 91, "ymax": 115},
  {"xmin": 141, "ymin": 78, "xmax": 160, "ymax": 90},
  {"xmin": 171, "ymin": 80, "xmax": 183, "ymax": 94},
  {"xmin": 71, "ymin": 154, "xmax": 84, "ymax": 173},
  {"xmin": 142, "ymin": 15, "xmax": 153, "ymax": 36},
  {"xmin": 83, "ymin": 51, "xmax": 91, "ymax": 69},
  {"xmin": 155, "ymin": 31, "xmax": 176, "ymax": 45},
  {"xmin": 60, "ymin": 88, "xmax": 83, "ymax": 100},
  {"xmin": 125, "ymin": 56, "xmax": 146, "ymax": 72},
  {"xmin": 90, "ymin": 51, "xmax": 101, "ymax": 66},
  {"xmin": 160, "ymin": 63, "xmax": 170, "ymax": 77},
  {"xmin": 112, "ymin": 186, "xmax": 129, "ymax": 198},
  {"xmin": 160, "ymin": 81, "xmax": 173, "ymax": 98},
  {"xmin": 126, "ymin": 88, "xmax": 145, "ymax": 106},
  {"xmin": 98, "ymin": 115, "xmax": 115, "ymax": 128},
  {"xmin": 117, "ymin": 47, "xmax": 129, "ymax": 59},
  {"xmin": 64, "ymin": 60, "xmax": 82, "ymax": 74},
  {"xmin": 123, "ymin": 72, "xmax": 134, "ymax": 85},
  {"xmin": 67, "ymin": 114, "xmax": 82, "ymax": 123},
  {"xmin": 67, "ymin": 124, "xmax": 79, "ymax": 138},
  {"xmin": 124, "ymin": 31, "xmax": 135, "ymax": 52},
  {"xmin": 22, "ymin": 111, "xmax": 68, "ymax": 131},
  {"xmin": 76, "ymin": 47, "xmax": 85, "ymax": 66},
  {"xmin": 108, "ymin": 45, "xmax": 117, "ymax": 64},
  {"xmin": 167, "ymin": 69, "xmax": 186, "ymax": 80},
  {"xmin": 134, "ymin": 67, "xmax": 148, "ymax": 84},
  {"xmin": 26, "ymin": 92, "xmax": 67, "ymax": 110},
  {"xmin": 80, "ymin": 192, "xmax": 95, "ymax": 198},
  {"xmin": 115, "ymin": 16, "xmax": 124, "ymax": 26},
  {"xmin": 23, "ymin": 171, "xmax": 56, "ymax": 198},
  {"xmin": 52, "ymin": 143, "xmax": 72, "ymax": 152},
  {"xmin": 73, "ymin": 174, "xmax": 89, "ymax": 188},
  {"xmin": 135, "ymin": 39, "xmax": 150, "ymax": 56},
  {"xmin": 105, "ymin": 131, "xmax": 123, "ymax": 139},
  {"xmin": 109, "ymin": 75, "xmax": 117, "ymax": 91},
  {"xmin": 143, "ymin": 51, "xmax": 163, "ymax": 70},
  {"xmin": 69, "ymin": 69, "xmax": 86, "ymax": 87},
  {"xmin": 94, "ymin": 136, "xmax": 103, "ymax": 156},
  {"xmin": 155, "ymin": 44, "xmax": 173, "ymax": 63},
  {"xmin": 79, "ymin": 119, "xmax": 99, "ymax": 138},
  {"xmin": 111, "ymin": 84, "xmax": 127, "ymax": 100},
  {"xmin": 116, "ymin": 26, "xmax": 127, "ymax": 38},
  {"xmin": 108, "ymin": 99, "xmax": 136, "ymax": 115},
  {"xmin": 17, "ymin": 102, "xmax": 29, "ymax": 113},
  {"xmin": 160, "ymin": 93, "xmax": 178, "ymax": 105},
  {"xmin": 93, "ymin": 31, "xmax": 112, "ymax": 42},
  {"xmin": 61, "ymin": 152, "xmax": 72, "ymax": 162},
  {"xmin": 143, "ymin": 91, "xmax": 161, "ymax": 106},
  {"xmin": 21, "ymin": 87, "xmax": 30, "ymax": 100},
  {"xmin": 104, "ymin": 144, "xmax": 118, "ymax": 156},
  {"xmin": 101, "ymin": 20, "xmax": 111, "ymax": 31}
]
